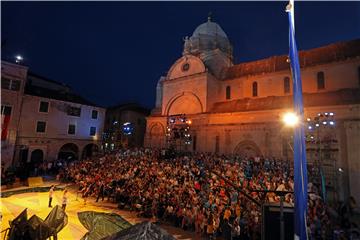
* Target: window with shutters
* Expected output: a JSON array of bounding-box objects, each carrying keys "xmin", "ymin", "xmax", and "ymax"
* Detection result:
[
  {"xmin": 36, "ymin": 121, "xmax": 46, "ymax": 133},
  {"xmin": 39, "ymin": 101, "xmax": 49, "ymax": 113},
  {"xmin": 68, "ymin": 124, "xmax": 76, "ymax": 135},
  {"xmin": 1, "ymin": 77, "xmax": 21, "ymax": 91},
  {"xmin": 90, "ymin": 127, "xmax": 96, "ymax": 136},
  {"xmin": 67, "ymin": 106, "xmax": 81, "ymax": 117}
]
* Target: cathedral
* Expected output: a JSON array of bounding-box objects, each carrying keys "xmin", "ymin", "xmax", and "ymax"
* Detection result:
[{"xmin": 144, "ymin": 17, "xmax": 360, "ymax": 203}]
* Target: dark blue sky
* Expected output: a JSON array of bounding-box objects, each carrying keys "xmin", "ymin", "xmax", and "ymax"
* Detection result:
[{"xmin": 2, "ymin": 2, "xmax": 360, "ymax": 109}]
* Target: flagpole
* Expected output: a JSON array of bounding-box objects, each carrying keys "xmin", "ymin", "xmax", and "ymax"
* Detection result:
[{"xmin": 286, "ymin": 1, "xmax": 309, "ymax": 240}]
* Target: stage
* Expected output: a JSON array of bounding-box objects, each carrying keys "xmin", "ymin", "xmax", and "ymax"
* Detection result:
[
  {"xmin": 0, "ymin": 184, "xmax": 200, "ymax": 240},
  {"xmin": 1, "ymin": 184, "xmax": 147, "ymax": 239}
]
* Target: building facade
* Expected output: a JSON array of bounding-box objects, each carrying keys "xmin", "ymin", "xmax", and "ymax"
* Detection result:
[
  {"xmin": 1, "ymin": 62, "xmax": 106, "ymax": 169},
  {"xmin": 1, "ymin": 61, "xmax": 28, "ymax": 167},
  {"xmin": 144, "ymin": 18, "xmax": 360, "ymax": 203},
  {"xmin": 103, "ymin": 103, "xmax": 149, "ymax": 150}
]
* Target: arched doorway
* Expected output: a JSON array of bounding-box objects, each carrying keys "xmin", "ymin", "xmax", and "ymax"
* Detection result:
[
  {"xmin": 149, "ymin": 123, "xmax": 165, "ymax": 148},
  {"xmin": 58, "ymin": 143, "xmax": 79, "ymax": 161},
  {"xmin": 82, "ymin": 143, "xmax": 99, "ymax": 160},
  {"xmin": 30, "ymin": 149, "xmax": 44, "ymax": 176},
  {"xmin": 233, "ymin": 140, "xmax": 262, "ymax": 158}
]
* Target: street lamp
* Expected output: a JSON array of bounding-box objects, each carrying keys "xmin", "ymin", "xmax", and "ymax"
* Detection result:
[
  {"xmin": 282, "ymin": 112, "xmax": 299, "ymax": 127},
  {"xmin": 15, "ymin": 55, "xmax": 23, "ymax": 64}
]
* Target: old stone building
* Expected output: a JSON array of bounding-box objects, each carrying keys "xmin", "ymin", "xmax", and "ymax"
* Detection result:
[
  {"xmin": 1, "ymin": 61, "xmax": 106, "ymax": 170},
  {"xmin": 103, "ymin": 103, "xmax": 149, "ymax": 150},
  {"xmin": 1, "ymin": 61, "xmax": 28, "ymax": 167},
  {"xmin": 144, "ymin": 17, "xmax": 360, "ymax": 203}
]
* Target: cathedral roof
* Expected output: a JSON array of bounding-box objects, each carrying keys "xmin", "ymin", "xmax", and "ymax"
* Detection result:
[
  {"xmin": 211, "ymin": 88, "xmax": 360, "ymax": 113},
  {"xmin": 222, "ymin": 38, "xmax": 360, "ymax": 80}
]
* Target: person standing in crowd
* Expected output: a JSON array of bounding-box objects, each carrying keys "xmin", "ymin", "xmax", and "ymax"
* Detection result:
[
  {"xmin": 207, "ymin": 214, "xmax": 214, "ymax": 239},
  {"xmin": 231, "ymin": 220, "xmax": 241, "ymax": 240},
  {"xmin": 48, "ymin": 185, "xmax": 54, "ymax": 208},
  {"xmin": 96, "ymin": 181, "xmax": 105, "ymax": 202},
  {"xmin": 62, "ymin": 189, "xmax": 68, "ymax": 211}
]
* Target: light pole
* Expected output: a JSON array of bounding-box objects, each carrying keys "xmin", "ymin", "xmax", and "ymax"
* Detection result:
[
  {"xmin": 15, "ymin": 55, "xmax": 23, "ymax": 64},
  {"xmin": 281, "ymin": 111, "xmax": 300, "ymax": 240}
]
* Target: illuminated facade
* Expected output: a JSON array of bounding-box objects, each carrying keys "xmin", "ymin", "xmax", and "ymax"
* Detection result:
[
  {"xmin": 1, "ymin": 62, "xmax": 105, "ymax": 169},
  {"xmin": 145, "ymin": 18, "xmax": 360, "ymax": 203}
]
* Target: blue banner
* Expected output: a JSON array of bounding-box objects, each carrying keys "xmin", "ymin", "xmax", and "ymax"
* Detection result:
[{"xmin": 286, "ymin": 1, "xmax": 309, "ymax": 239}]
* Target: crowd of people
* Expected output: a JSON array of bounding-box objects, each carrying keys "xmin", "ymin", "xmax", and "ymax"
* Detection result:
[{"xmin": 60, "ymin": 148, "xmax": 358, "ymax": 240}]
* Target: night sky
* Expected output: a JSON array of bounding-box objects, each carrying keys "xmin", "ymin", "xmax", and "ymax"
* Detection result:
[{"xmin": 2, "ymin": 2, "xmax": 360, "ymax": 109}]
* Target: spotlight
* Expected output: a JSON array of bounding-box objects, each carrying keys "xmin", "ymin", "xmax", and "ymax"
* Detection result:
[
  {"xmin": 329, "ymin": 112, "xmax": 334, "ymax": 116},
  {"xmin": 282, "ymin": 112, "xmax": 299, "ymax": 127},
  {"xmin": 15, "ymin": 55, "xmax": 23, "ymax": 63},
  {"xmin": 307, "ymin": 118, "xmax": 311, "ymax": 122},
  {"xmin": 315, "ymin": 123, "xmax": 320, "ymax": 127},
  {"xmin": 322, "ymin": 121, "xmax": 327, "ymax": 125},
  {"xmin": 308, "ymin": 126, "xmax": 312, "ymax": 130},
  {"xmin": 329, "ymin": 121, "xmax": 335, "ymax": 126}
]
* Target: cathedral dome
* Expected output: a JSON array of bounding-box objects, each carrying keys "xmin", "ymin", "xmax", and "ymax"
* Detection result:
[
  {"xmin": 183, "ymin": 16, "xmax": 232, "ymax": 59},
  {"xmin": 182, "ymin": 15, "xmax": 234, "ymax": 77},
  {"xmin": 192, "ymin": 18, "xmax": 228, "ymax": 39}
]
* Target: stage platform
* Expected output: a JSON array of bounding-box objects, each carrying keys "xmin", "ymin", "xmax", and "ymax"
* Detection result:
[
  {"xmin": 0, "ymin": 183, "xmax": 202, "ymax": 239},
  {"xmin": 0, "ymin": 186, "xmax": 147, "ymax": 239}
]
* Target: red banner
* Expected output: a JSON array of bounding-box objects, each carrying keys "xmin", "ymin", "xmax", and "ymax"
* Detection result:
[{"xmin": 1, "ymin": 114, "xmax": 11, "ymax": 140}]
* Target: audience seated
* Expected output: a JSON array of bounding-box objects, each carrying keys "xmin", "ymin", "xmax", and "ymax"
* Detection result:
[{"xmin": 60, "ymin": 148, "xmax": 355, "ymax": 239}]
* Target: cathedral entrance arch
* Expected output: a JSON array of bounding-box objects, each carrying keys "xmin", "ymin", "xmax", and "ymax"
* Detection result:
[
  {"xmin": 166, "ymin": 92, "xmax": 203, "ymax": 115},
  {"xmin": 233, "ymin": 140, "xmax": 262, "ymax": 158}
]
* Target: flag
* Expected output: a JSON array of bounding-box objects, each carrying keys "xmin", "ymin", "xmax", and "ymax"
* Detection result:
[
  {"xmin": 1, "ymin": 113, "xmax": 11, "ymax": 141},
  {"xmin": 286, "ymin": 1, "xmax": 309, "ymax": 239}
]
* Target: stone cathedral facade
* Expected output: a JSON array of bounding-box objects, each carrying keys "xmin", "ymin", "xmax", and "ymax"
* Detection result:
[{"xmin": 144, "ymin": 17, "xmax": 360, "ymax": 203}]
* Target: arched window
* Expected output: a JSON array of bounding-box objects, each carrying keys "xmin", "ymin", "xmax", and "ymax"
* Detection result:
[
  {"xmin": 252, "ymin": 82, "xmax": 258, "ymax": 97},
  {"xmin": 284, "ymin": 77, "xmax": 290, "ymax": 94},
  {"xmin": 317, "ymin": 71, "xmax": 325, "ymax": 90},
  {"xmin": 226, "ymin": 86, "xmax": 231, "ymax": 100}
]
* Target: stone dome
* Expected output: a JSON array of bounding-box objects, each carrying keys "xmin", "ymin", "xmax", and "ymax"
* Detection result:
[
  {"xmin": 192, "ymin": 18, "xmax": 228, "ymax": 39},
  {"xmin": 183, "ymin": 16, "xmax": 232, "ymax": 59}
]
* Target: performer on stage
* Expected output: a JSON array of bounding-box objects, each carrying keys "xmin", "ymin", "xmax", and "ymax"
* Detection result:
[
  {"xmin": 62, "ymin": 189, "xmax": 68, "ymax": 211},
  {"xmin": 48, "ymin": 185, "xmax": 54, "ymax": 208},
  {"xmin": 96, "ymin": 181, "xmax": 105, "ymax": 202}
]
